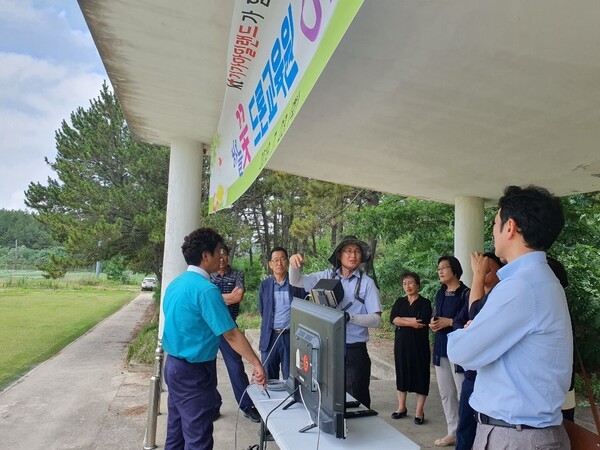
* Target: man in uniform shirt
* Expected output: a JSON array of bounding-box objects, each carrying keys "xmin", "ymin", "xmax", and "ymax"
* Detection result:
[{"xmin": 162, "ymin": 227, "xmax": 265, "ymax": 450}]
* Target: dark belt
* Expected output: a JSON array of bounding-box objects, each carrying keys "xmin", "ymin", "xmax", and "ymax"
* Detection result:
[
  {"xmin": 475, "ymin": 412, "xmax": 537, "ymax": 430},
  {"xmin": 273, "ymin": 328, "xmax": 289, "ymax": 334},
  {"xmin": 346, "ymin": 342, "xmax": 367, "ymax": 349}
]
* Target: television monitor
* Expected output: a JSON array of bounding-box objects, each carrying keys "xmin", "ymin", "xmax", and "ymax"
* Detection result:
[
  {"xmin": 311, "ymin": 279, "xmax": 344, "ymax": 308},
  {"xmin": 286, "ymin": 298, "xmax": 346, "ymax": 438}
]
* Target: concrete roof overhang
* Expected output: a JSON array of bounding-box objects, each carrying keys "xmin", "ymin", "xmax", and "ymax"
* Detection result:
[{"xmin": 79, "ymin": 0, "xmax": 600, "ymax": 206}]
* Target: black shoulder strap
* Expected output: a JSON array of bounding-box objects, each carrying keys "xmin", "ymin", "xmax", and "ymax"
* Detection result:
[{"xmin": 331, "ymin": 269, "xmax": 365, "ymax": 304}]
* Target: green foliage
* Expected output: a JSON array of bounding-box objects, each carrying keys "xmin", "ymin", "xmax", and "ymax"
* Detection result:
[
  {"xmin": 127, "ymin": 321, "xmax": 159, "ymax": 365},
  {"xmin": 236, "ymin": 312, "xmax": 261, "ymax": 333},
  {"xmin": 231, "ymin": 257, "xmax": 263, "ymax": 293},
  {"xmin": 574, "ymin": 372, "xmax": 600, "ymax": 404},
  {"xmin": 24, "ymin": 82, "xmax": 169, "ymax": 283},
  {"xmin": 104, "ymin": 256, "xmax": 130, "ymax": 283},
  {"xmin": 152, "ymin": 281, "xmax": 162, "ymax": 304},
  {"xmin": 0, "ymin": 271, "xmax": 101, "ymax": 288},
  {"xmin": 0, "ymin": 245, "xmax": 66, "ymax": 271},
  {"xmin": 550, "ymin": 194, "xmax": 600, "ymax": 368},
  {"xmin": 349, "ymin": 196, "xmax": 455, "ymax": 305},
  {"xmin": 240, "ymin": 291, "xmax": 258, "ymax": 315},
  {"xmin": 0, "ymin": 209, "xmax": 57, "ymax": 248},
  {"xmin": 38, "ymin": 253, "xmax": 72, "ymax": 279},
  {"xmin": 230, "ymin": 256, "xmax": 263, "ymax": 315}
]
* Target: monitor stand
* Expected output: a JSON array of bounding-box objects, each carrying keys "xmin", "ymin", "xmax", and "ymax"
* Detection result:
[
  {"xmin": 298, "ymin": 422, "xmax": 318, "ymax": 433},
  {"xmin": 283, "ymin": 398, "xmax": 318, "ymax": 434}
]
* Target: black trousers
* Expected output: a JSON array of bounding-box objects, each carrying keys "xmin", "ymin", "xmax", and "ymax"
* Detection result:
[{"xmin": 346, "ymin": 343, "xmax": 371, "ymax": 408}]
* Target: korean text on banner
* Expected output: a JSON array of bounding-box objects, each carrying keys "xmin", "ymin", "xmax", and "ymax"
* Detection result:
[{"xmin": 209, "ymin": 0, "xmax": 363, "ymax": 213}]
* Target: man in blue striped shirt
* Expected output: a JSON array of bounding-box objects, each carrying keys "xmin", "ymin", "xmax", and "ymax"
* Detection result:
[{"xmin": 211, "ymin": 244, "xmax": 261, "ymax": 423}]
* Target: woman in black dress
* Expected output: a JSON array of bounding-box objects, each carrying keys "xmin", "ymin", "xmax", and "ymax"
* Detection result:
[{"xmin": 390, "ymin": 271, "xmax": 432, "ymax": 424}]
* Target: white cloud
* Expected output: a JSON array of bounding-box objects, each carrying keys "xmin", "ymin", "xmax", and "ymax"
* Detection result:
[{"xmin": 0, "ymin": 0, "xmax": 107, "ymax": 210}]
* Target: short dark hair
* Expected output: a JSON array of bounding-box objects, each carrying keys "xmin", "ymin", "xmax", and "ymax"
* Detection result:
[
  {"xmin": 498, "ymin": 185, "xmax": 564, "ymax": 251},
  {"xmin": 483, "ymin": 252, "xmax": 505, "ymax": 268},
  {"xmin": 438, "ymin": 255, "xmax": 463, "ymax": 279},
  {"xmin": 401, "ymin": 271, "xmax": 421, "ymax": 287},
  {"xmin": 181, "ymin": 228, "xmax": 224, "ymax": 266},
  {"xmin": 269, "ymin": 246, "xmax": 289, "ymax": 259},
  {"xmin": 221, "ymin": 243, "xmax": 230, "ymax": 256},
  {"xmin": 547, "ymin": 256, "xmax": 569, "ymax": 288}
]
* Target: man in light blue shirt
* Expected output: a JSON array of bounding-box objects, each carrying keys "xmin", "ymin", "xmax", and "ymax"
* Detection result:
[
  {"xmin": 289, "ymin": 236, "xmax": 382, "ymax": 409},
  {"xmin": 448, "ymin": 186, "xmax": 572, "ymax": 449}
]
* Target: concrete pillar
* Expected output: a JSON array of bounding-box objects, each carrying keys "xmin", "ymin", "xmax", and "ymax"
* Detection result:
[
  {"xmin": 159, "ymin": 139, "xmax": 204, "ymax": 338},
  {"xmin": 454, "ymin": 196, "xmax": 485, "ymax": 287}
]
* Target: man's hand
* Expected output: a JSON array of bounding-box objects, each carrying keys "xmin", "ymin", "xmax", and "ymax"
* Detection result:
[
  {"xmin": 471, "ymin": 251, "xmax": 491, "ymax": 277},
  {"xmin": 288, "ymin": 253, "xmax": 305, "ymax": 269},
  {"xmin": 252, "ymin": 364, "xmax": 267, "ymax": 387}
]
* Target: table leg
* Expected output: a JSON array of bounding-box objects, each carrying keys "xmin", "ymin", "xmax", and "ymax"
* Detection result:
[{"xmin": 259, "ymin": 419, "xmax": 266, "ymax": 450}]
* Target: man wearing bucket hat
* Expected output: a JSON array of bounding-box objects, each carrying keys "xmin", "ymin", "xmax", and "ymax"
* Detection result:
[{"xmin": 289, "ymin": 236, "xmax": 382, "ymax": 409}]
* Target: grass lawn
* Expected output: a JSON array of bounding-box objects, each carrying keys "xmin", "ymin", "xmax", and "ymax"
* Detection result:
[{"xmin": 0, "ymin": 287, "xmax": 136, "ymax": 390}]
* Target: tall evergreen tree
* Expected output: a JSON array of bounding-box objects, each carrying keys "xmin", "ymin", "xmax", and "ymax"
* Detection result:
[{"xmin": 24, "ymin": 82, "xmax": 169, "ymax": 280}]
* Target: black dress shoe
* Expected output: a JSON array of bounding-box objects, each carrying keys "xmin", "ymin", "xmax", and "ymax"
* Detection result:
[
  {"xmin": 243, "ymin": 406, "xmax": 262, "ymax": 423},
  {"xmin": 414, "ymin": 415, "xmax": 425, "ymax": 425},
  {"xmin": 391, "ymin": 409, "xmax": 408, "ymax": 419}
]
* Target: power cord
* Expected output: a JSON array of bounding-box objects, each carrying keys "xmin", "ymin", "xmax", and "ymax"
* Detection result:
[{"xmin": 233, "ymin": 328, "xmax": 287, "ymax": 449}]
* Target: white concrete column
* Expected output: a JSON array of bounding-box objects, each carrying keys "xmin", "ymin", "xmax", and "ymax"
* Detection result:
[
  {"xmin": 454, "ymin": 196, "xmax": 485, "ymax": 287},
  {"xmin": 158, "ymin": 139, "xmax": 204, "ymax": 338}
]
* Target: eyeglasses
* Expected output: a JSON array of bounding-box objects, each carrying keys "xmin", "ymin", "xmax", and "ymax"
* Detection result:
[
  {"xmin": 342, "ymin": 249, "xmax": 362, "ymax": 255},
  {"xmin": 436, "ymin": 266, "xmax": 451, "ymax": 272},
  {"xmin": 270, "ymin": 257, "xmax": 287, "ymax": 264}
]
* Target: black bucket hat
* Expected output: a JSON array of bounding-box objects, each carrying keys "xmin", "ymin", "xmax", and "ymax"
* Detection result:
[{"xmin": 328, "ymin": 235, "xmax": 372, "ymax": 267}]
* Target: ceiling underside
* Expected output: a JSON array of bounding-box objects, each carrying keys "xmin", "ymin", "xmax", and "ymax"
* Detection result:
[{"xmin": 79, "ymin": 0, "xmax": 600, "ymax": 205}]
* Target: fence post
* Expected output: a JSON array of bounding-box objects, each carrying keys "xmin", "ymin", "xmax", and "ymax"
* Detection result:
[{"xmin": 143, "ymin": 339, "xmax": 164, "ymax": 450}]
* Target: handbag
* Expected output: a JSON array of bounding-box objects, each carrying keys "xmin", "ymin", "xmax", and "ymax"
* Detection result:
[
  {"xmin": 563, "ymin": 347, "xmax": 600, "ymax": 449},
  {"xmin": 563, "ymin": 420, "xmax": 600, "ymax": 449}
]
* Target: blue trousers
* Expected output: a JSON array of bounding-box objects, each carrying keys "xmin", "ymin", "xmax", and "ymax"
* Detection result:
[
  {"xmin": 215, "ymin": 335, "xmax": 253, "ymax": 411},
  {"xmin": 261, "ymin": 331, "xmax": 290, "ymax": 380},
  {"xmin": 456, "ymin": 375, "xmax": 477, "ymax": 450},
  {"xmin": 164, "ymin": 356, "xmax": 217, "ymax": 450}
]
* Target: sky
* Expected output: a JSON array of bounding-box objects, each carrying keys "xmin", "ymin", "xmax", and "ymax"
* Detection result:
[{"xmin": 0, "ymin": 0, "xmax": 107, "ymax": 211}]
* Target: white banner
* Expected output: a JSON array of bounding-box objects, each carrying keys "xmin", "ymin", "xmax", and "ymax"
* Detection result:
[{"xmin": 209, "ymin": 0, "xmax": 363, "ymax": 212}]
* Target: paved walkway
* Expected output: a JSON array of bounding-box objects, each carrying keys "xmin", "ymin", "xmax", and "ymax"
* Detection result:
[{"xmin": 0, "ymin": 293, "xmax": 154, "ymax": 449}]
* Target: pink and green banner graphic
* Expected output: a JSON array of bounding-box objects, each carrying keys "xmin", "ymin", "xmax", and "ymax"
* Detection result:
[{"xmin": 209, "ymin": 0, "xmax": 363, "ymax": 213}]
